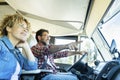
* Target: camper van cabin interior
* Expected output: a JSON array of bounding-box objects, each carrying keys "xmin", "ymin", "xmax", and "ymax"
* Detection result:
[{"xmin": 1, "ymin": 0, "xmax": 120, "ymax": 80}]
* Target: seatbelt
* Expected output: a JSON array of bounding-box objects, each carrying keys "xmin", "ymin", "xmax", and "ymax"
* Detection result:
[
  {"xmin": 41, "ymin": 55, "xmax": 56, "ymax": 69},
  {"xmin": 41, "ymin": 55, "xmax": 48, "ymax": 69},
  {"xmin": 47, "ymin": 58, "xmax": 55, "ymax": 69}
]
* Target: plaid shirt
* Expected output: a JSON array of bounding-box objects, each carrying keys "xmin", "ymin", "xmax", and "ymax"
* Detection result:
[{"xmin": 31, "ymin": 42, "xmax": 68, "ymax": 73}]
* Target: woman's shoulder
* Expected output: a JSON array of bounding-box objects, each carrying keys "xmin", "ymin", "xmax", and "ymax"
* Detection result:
[
  {"xmin": 0, "ymin": 39, "xmax": 4, "ymax": 46},
  {"xmin": 0, "ymin": 37, "xmax": 10, "ymax": 51}
]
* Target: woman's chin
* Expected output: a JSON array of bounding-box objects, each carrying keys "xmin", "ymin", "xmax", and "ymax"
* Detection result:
[{"xmin": 20, "ymin": 38, "xmax": 27, "ymax": 42}]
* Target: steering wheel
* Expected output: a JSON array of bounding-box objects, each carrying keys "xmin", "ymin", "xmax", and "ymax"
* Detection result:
[{"xmin": 67, "ymin": 53, "xmax": 88, "ymax": 74}]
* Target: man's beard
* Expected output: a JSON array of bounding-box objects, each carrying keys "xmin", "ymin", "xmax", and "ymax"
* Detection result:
[
  {"xmin": 40, "ymin": 41, "xmax": 46, "ymax": 45},
  {"xmin": 40, "ymin": 40, "xmax": 49, "ymax": 45}
]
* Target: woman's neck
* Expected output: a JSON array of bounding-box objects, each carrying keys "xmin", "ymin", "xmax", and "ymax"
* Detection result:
[{"xmin": 7, "ymin": 35, "xmax": 19, "ymax": 47}]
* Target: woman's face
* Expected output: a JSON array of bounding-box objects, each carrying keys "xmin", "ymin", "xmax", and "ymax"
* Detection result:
[{"xmin": 8, "ymin": 21, "xmax": 29, "ymax": 42}]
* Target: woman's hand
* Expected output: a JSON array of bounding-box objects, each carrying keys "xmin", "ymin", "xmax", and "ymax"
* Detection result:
[
  {"xmin": 16, "ymin": 41, "xmax": 36, "ymax": 61},
  {"xmin": 16, "ymin": 41, "xmax": 29, "ymax": 48}
]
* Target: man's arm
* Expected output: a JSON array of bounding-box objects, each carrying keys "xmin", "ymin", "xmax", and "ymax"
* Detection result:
[
  {"xmin": 53, "ymin": 50, "xmax": 87, "ymax": 59},
  {"xmin": 67, "ymin": 51, "xmax": 87, "ymax": 56},
  {"xmin": 49, "ymin": 45, "xmax": 68, "ymax": 53},
  {"xmin": 53, "ymin": 51, "xmax": 68, "ymax": 59},
  {"xmin": 49, "ymin": 41, "xmax": 82, "ymax": 53}
]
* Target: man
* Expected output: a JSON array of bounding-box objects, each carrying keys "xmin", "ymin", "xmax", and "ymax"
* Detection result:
[{"xmin": 31, "ymin": 29, "xmax": 85, "ymax": 80}]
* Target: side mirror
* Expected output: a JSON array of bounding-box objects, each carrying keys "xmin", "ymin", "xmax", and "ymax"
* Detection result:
[{"xmin": 109, "ymin": 39, "xmax": 117, "ymax": 54}]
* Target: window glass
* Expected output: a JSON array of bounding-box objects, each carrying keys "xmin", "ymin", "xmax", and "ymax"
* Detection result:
[
  {"xmin": 80, "ymin": 37, "xmax": 100, "ymax": 67},
  {"xmin": 99, "ymin": 12, "xmax": 120, "ymax": 51},
  {"xmin": 92, "ymin": 29, "xmax": 112, "ymax": 61},
  {"xmin": 103, "ymin": 0, "xmax": 120, "ymax": 23},
  {"xmin": 54, "ymin": 38, "xmax": 76, "ymax": 65}
]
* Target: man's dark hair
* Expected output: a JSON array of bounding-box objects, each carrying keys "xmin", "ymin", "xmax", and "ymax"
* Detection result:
[{"xmin": 35, "ymin": 29, "xmax": 49, "ymax": 42}]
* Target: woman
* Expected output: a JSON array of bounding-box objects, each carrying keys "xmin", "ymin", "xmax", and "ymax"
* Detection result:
[{"xmin": 0, "ymin": 14, "xmax": 37, "ymax": 80}]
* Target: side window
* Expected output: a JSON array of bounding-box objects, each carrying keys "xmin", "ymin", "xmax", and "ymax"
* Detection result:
[
  {"xmin": 54, "ymin": 36, "xmax": 99, "ymax": 67},
  {"xmin": 54, "ymin": 38, "xmax": 76, "ymax": 65},
  {"xmin": 99, "ymin": 12, "xmax": 120, "ymax": 51},
  {"xmin": 80, "ymin": 37, "xmax": 98, "ymax": 67}
]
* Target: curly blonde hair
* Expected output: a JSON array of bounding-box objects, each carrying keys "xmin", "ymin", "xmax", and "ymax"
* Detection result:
[{"xmin": 0, "ymin": 14, "xmax": 30, "ymax": 36}]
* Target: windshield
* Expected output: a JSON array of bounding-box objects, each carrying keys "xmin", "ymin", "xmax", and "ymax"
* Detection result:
[
  {"xmin": 98, "ymin": 11, "xmax": 120, "ymax": 52},
  {"xmin": 103, "ymin": 0, "xmax": 120, "ymax": 23}
]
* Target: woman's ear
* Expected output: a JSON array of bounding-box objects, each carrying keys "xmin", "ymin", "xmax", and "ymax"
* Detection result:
[{"xmin": 6, "ymin": 26, "xmax": 12, "ymax": 32}]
